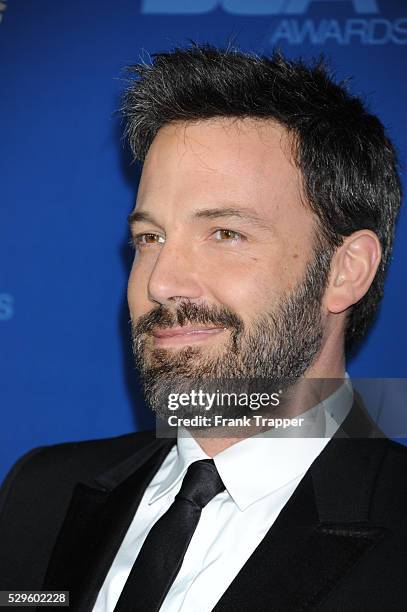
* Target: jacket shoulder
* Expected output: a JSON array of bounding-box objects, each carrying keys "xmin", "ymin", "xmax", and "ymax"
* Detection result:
[
  {"xmin": 381, "ymin": 437, "xmax": 407, "ymax": 472},
  {"xmin": 370, "ymin": 438, "xmax": 407, "ymax": 519},
  {"xmin": 0, "ymin": 430, "xmax": 156, "ymax": 516},
  {"xmin": 380, "ymin": 437, "xmax": 407, "ymax": 471},
  {"xmin": 0, "ymin": 430, "xmax": 160, "ymax": 589}
]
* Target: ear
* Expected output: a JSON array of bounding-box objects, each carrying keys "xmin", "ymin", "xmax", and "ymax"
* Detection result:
[{"xmin": 325, "ymin": 230, "xmax": 382, "ymax": 314}]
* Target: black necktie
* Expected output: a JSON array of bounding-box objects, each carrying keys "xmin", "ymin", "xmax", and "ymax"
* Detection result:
[{"xmin": 113, "ymin": 458, "xmax": 225, "ymax": 612}]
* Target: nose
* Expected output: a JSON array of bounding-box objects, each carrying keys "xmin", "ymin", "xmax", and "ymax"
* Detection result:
[{"xmin": 147, "ymin": 240, "xmax": 204, "ymax": 306}]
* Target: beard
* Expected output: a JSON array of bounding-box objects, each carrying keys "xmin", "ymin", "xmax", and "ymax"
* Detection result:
[{"xmin": 130, "ymin": 244, "xmax": 334, "ymax": 424}]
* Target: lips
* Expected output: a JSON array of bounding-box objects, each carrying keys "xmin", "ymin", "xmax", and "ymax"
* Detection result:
[{"xmin": 152, "ymin": 326, "xmax": 226, "ymax": 338}]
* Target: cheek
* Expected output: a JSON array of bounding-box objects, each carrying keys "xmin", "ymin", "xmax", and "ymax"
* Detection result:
[
  {"xmin": 205, "ymin": 256, "xmax": 281, "ymax": 320},
  {"xmin": 127, "ymin": 258, "xmax": 151, "ymax": 316}
]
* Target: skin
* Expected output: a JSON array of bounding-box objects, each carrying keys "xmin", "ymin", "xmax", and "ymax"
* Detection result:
[{"xmin": 127, "ymin": 117, "xmax": 381, "ymax": 456}]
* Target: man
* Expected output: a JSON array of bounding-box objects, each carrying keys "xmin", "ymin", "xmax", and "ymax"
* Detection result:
[{"xmin": 0, "ymin": 44, "xmax": 406, "ymax": 611}]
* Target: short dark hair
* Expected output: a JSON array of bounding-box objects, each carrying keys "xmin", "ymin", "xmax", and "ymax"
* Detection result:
[{"xmin": 121, "ymin": 42, "xmax": 402, "ymax": 353}]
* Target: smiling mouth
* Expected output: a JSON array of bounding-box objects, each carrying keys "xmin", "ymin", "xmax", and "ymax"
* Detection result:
[{"xmin": 151, "ymin": 326, "xmax": 227, "ymax": 346}]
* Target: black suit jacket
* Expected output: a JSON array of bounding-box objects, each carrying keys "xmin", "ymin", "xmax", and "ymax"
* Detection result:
[{"xmin": 1, "ymin": 394, "xmax": 407, "ymax": 611}]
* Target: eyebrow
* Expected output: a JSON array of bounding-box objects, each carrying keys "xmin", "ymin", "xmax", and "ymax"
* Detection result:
[
  {"xmin": 193, "ymin": 206, "xmax": 273, "ymax": 231},
  {"xmin": 128, "ymin": 210, "xmax": 159, "ymax": 228},
  {"xmin": 128, "ymin": 205, "xmax": 273, "ymax": 232}
]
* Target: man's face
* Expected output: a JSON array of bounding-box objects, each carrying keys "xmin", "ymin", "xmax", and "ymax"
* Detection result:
[{"xmin": 127, "ymin": 118, "xmax": 331, "ymax": 418}]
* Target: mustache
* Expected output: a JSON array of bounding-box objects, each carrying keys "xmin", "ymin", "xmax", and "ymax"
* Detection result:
[{"xmin": 132, "ymin": 301, "xmax": 244, "ymax": 337}]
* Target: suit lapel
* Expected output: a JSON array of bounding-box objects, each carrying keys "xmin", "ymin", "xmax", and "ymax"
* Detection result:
[
  {"xmin": 41, "ymin": 436, "xmax": 175, "ymax": 611},
  {"xmin": 213, "ymin": 395, "xmax": 388, "ymax": 611}
]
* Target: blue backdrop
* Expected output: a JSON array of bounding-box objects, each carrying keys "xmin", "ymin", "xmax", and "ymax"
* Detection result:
[{"xmin": 1, "ymin": 0, "xmax": 406, "ymax": 483}]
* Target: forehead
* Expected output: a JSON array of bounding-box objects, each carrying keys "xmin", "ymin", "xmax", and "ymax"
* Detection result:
[{"xmin": 135, "ymin": 117, "xmax": 305, "ymax": 225}]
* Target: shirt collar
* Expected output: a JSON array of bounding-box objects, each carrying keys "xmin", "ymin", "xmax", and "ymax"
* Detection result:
[
  {"xmin": 150, "ymin": 374, "xmax": 353, "ymax": 511},
  {"xmin": 149, "ymin": 429, "xmax": 210, "ymax": 506}
]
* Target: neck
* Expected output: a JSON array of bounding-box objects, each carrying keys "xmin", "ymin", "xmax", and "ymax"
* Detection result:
[{"xmin": 192, "ymin": 354, "xmax": 346, "ymax": 458}]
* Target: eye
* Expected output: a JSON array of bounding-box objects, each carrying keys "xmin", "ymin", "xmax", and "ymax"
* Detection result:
[
  {"xmin": 212, "ymin": 229, "xmax": 244, "ymax": 243},
  {"xmin": 129, "ymin": 233, "xmax": 165, "ymax": 250}
]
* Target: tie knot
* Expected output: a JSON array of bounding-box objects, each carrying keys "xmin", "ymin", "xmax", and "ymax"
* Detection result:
[{"xmin": 175, "ymin": 459, "xmax": 225, "ymax": 509}]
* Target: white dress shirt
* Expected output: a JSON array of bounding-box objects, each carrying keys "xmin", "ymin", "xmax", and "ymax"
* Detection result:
[{"xmin": 93, "ymin": 376, "xmax": 353, "ymax": 612}]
